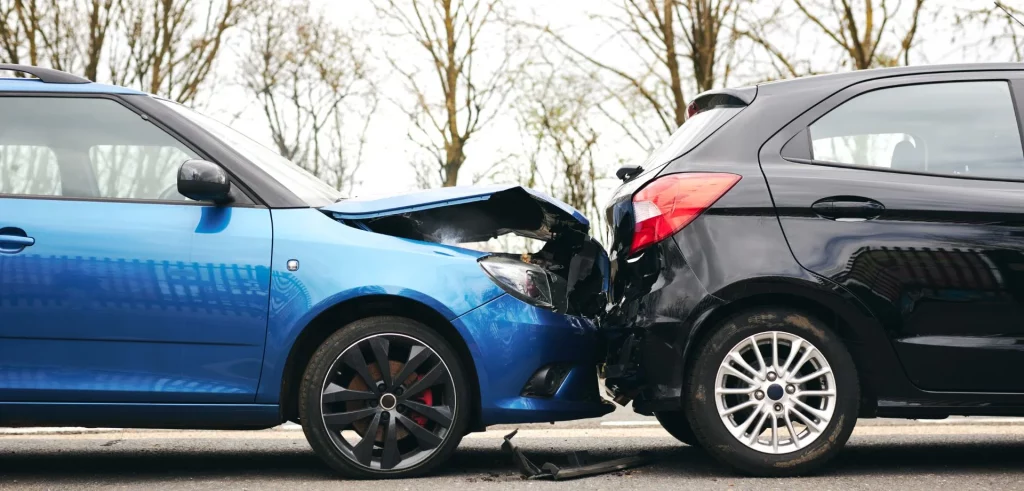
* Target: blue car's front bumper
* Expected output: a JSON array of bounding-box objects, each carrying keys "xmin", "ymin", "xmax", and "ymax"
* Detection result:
[{"xmin": 452, "ymin": 293, "xmax": 614, "ymax": 426}]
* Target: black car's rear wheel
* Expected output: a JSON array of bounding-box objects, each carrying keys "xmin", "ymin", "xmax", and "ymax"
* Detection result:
[
  {"xmin": 299, "ymin": 316, "xmax": 469, "ymax": 479},
  {"xmin": 655, "ymin": 410, "xmax": 698, "ymax": 446},
  {"xmin": 685, "ymin": 308, "xmax": 859, "ymax": 476}
]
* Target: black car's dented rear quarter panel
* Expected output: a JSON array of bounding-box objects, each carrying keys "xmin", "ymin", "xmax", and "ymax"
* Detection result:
[{"xmin": 605, "ymin": 72, "xmax": 908, "ymax": 414}]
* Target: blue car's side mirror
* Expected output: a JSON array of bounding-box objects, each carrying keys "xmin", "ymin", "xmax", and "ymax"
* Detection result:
[{"xmin": 177, "ymin": 159, "xmax": 233, "ymax": 205}]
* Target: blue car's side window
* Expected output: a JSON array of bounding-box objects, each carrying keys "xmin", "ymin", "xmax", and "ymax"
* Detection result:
[
  {"xmin": 0, "ymin": 95, "xmax": 273, "ymax": 404},
  {"xmin": 0, "ymin": 96, "xmax": 198, "ymax": 202}
]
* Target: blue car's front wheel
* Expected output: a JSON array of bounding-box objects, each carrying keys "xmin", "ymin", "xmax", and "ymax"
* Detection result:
[{"xmin": 299, "ymin": 316, "xmax": 470, "ymax": 479}]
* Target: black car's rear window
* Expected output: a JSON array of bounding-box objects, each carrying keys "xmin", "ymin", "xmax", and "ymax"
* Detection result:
[{"xmin": 637, "ymin": 105, "xmax": 745, "ymax": 174}]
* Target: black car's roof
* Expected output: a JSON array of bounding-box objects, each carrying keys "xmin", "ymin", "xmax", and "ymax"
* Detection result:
[{"xmin": 757, "ymin": 63, "xmax": 1024, "ymax": 94}]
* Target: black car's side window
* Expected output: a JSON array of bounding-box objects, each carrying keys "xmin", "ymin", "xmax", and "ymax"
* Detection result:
[
  {"xmin": 0, "ymin": 97, "xmax": 198, "ymax": 201},
  {"xmin": 805, "ymin": 81, "xmax": 1024, "ymax": 180}
]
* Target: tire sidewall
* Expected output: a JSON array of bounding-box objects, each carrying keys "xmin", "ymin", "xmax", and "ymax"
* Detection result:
[
  {"xmin": 655, "ymin": 410, "xmax": 699, "ymax": 447},
  {"xmin": 686, "ymin": 309, "xmax": 859, "ymax": 475},
  {"xmin": 298, "ymin": 316, "xmax": 470, "ymax": 479}
]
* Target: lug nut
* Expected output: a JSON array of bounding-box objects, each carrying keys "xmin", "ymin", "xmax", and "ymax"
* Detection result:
[
  {"xmin": 395, "ymin": 387, "xmax": 405, "ymax": 396},
  {"xmin": 786, "ymin": 385, "xmax": 796, "ymax": 394},
  {"xmin": 381, "ymin": 411, "xmax": 389, "ymax": 419},
  {"xmin": 377, "ymin": 383, "xmax": 387, "ymax": 392},
  {"xmin": 767, "ymin": 372, "xmax": 777, "ymax": 382},
  {"xmin": 754, "ymin": 390, "xmax": 765, "ymax": 400},
  {"xmin": 774, "ymin": 403, "xmax": 783, "ymax": 412}
]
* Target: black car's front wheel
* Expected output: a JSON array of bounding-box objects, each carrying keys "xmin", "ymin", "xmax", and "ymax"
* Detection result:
[
  {"xmin": 685, "ymin": 308, "xmax": 859, "ymax": 476},
  {"xmin": 299, "ymin": 316, "xmax": 470, "ymax": 479}
]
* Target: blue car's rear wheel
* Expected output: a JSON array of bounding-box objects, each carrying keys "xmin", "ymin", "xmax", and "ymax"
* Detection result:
[{"xmin": 299, "ymin": 316, "xmax": 469, "ymax": 479}]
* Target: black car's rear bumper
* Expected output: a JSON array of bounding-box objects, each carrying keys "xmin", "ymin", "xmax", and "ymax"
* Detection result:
[{"xmin": 601, "ymin": 233, "xmax": 722, "ymax": 414}]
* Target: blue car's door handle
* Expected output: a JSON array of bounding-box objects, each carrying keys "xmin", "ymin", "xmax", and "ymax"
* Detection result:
[
  {"xmin": 0, "ymin": 229, "xmax": 35, "ymax": 252},
  {"xmin": 0, "ymin": 235, "xmax": 34, "ymax": 246}
]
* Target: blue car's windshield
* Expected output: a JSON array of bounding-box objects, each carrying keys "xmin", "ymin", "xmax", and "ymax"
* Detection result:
[{"xmin": 159, "ymin": 99, "xmax": 344, "ymax": 206}]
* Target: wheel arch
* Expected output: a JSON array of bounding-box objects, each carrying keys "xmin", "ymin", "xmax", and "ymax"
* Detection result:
[{"xmin": 278, "ymin": 294, "xmax": 483, "ymax": 430}]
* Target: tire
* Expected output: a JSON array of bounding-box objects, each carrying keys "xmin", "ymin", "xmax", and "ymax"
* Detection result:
[
  {"xmin": 684, "ymin": 308, "xmax": 859, "ymax": 476},
  {"xmin": 655, "ymin": 410, "xmax": 699, "ymax": 446},
  {"xmin": 299, "ymin": 316, "xmax": 471, "ymax": 479}
]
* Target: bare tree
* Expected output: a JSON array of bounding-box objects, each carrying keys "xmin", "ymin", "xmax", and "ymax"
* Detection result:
[
  {"xmin": 789, "ymin": 0, "xmax": 927, "ymax": 69},
  {"xmin": 0, "ymin": 1, "xmax": 26, "ymax": 65},
  {"xmin": 1, "ymin": 0, "xmax": 245, "ymax": 95},
  {"xmin": 240, "ymin": 0, "xmax": 377, "ymax": 193},
  {"xmin": 734, "ymin": 2, "xmax": 813, "ymax": 80},
  {"xmin": 0, "ymin": 0, "xmax": 118, "ymax": 81},
  {"xmin": 537, "ymin": 0, "xmax": 745, "ymax": 151},
  {"xmin": 110, "ymin": 0, "xmax": 255, "ymax": 104},
  {"xmin": 955, "ymin": 1, "xmax": 1024, "ymax": 63},
  {"xmin": 375, "ymin": 0, "xmax": 522, "ymax": 187},
  {"xmin": 81, "ymin": 0, "xmax": 117, "ymax": 81},
  {"xmin": 514, "ymin": 60, "xmax": 603, "ymax": 235}
]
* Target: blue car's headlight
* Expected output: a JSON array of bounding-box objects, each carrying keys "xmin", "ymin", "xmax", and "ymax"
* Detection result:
[{"xmin": 478, "ymin": 256, "xmax": 554, "ymax": 309}]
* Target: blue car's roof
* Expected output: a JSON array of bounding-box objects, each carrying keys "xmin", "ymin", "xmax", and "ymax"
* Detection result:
[
  {"xmin": 324, "ymin": 184, "xmax": 590, "ymax": 227},
  {"xmin": 0, "ymin": 77, "xmax": 146, "ymax": 95}
]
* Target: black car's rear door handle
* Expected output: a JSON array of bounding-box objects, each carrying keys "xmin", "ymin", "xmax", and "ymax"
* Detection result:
[{"xmin": 811, "ymin": 196, "xmax": 885, "ymax": 221}]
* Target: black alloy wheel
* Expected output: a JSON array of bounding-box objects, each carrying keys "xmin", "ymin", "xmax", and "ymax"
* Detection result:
[{"xmin": 300, "ymin": 316, "xmax": 469, "ymax": 479}]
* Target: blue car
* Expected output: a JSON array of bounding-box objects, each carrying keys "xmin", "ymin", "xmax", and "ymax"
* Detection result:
[{"xmin": 0, "ymin": 65, "xmax": 613, "ymax": 478}]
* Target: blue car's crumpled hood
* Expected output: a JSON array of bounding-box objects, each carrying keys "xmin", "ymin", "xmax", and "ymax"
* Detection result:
[{"xmin": 322, "ymin": 185, "xmax": 590, "ymax": 242}]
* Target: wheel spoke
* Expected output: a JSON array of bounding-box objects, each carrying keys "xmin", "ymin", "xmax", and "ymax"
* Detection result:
[
  {"xmin": 369, "ymin": 337, "xmax": 393, "ymax": 388},
  {"xmin": 394, "ymin": 412, "xmax": 442, "ymax": 450},
  {"xmin": 749, "ymin": 338, "xmax": 767, "ymax": 376},
  {"xmin": 322, "ymin": 383, "xmax": 376, "ymax": 404},
  {"xmin": 715, "ymin": 386, "xmax": 757, "ymax": 395},
  {"xmin": 792, "ymin": 366, "xmax": 832, "ymax": 384},
  {"xmin": 784, "ymin": 410, "xmax": 801, "ymax": 449},
  {"xmin": 722, "ymin": 365, "xmax": 758, "ymax": 386},
  {"xmin": 732, "ymin": 402, "xmax": 765, "ymax": 437},
  {"xmin": 788, "ymin": 346, "xmax": 817, "ymax": 379},
  {"xmin": 381, "ymin": 415, "xmax": 401, "ymax": 470},
  {"xmin": 722, "ymin": 399, "xmax": 759, "ymax": 416},
  {"xmin": 771, "ymin": 415, "xmax": 779, "ymax": 452},
  {"xmin": 779, "ymin": 339, "xmax": 803, "ymax": 376},
  {"xmin": 323, "ymin": 407, "xmax": 378, "ymax": 429},
  {"xmin": 393, "ymin": 345, "xmax": 433, "ymax": 388},
  {"xmin": 728, "ymin": 353, "xmax": 761, "ymax": 380},
  {"xmin": 398, "ymin": 363, "xmax": 445, "ymax": 402},
  {"xmin": 352, "ymin": 411, "xmax": 382, "ymax": 466},
  {"xmin": 748, "ymin": 411, "xmax": 770, "ymax": 445},
  {"xmin": 771, "ymin": 332, "xmax": 780, "ymax": 372},
  {"xmin": 343, "ymin": 347, "xmax": 380, "ymax": 393},
  {"xmin": 789, "ymin": 406, "xmax": 821, "ymax": 433},
  {"xmin": 793, "ymin": 398, "xmax": 829, "ymax": 420},
  {"xmin": 401, "ymin": 400, "xmax": 453, "ymax": 428},
  {"xmin": 796, "ymin": 389, "xmax": 836, "ymax": 397}
]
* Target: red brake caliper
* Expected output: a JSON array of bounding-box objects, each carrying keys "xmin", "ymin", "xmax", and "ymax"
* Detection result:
[{"xmin": 409, "ymin": 374, "xmax": 433, "ymax": 427}]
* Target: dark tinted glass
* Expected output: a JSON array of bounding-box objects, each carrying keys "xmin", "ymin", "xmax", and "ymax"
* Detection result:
[{"xmin": 809, "ymin": 81, "xmax": 1024, "ymax": 180}]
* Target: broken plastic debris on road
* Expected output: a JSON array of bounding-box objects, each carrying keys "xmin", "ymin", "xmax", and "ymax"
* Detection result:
[{"xmin": 501, "ymin": 429, "xmax": 653, "ymax": 480}]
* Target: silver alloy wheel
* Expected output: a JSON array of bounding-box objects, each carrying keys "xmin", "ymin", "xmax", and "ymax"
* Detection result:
[
  {"xmin": 319, "ymin": 333, "xmax": 457, "ymax": 471},
  {"xmin": 714, "ymin": 331, "xmax": 836, "ymax": 454}
]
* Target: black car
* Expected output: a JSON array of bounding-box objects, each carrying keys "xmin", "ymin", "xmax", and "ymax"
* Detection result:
[{"xmin": 602, "ymin": 63, "xmax": 1024, "ymax": 476}]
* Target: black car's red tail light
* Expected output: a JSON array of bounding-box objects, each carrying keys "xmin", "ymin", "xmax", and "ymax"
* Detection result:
[{"xmin": 630, "ymin": 173, "xmax": 741, "ymax": 255}]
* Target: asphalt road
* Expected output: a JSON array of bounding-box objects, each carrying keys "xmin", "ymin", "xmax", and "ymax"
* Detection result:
[{"xmin": 4, "ymin": 407, "xmax": 1024, "ymax": 490}]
